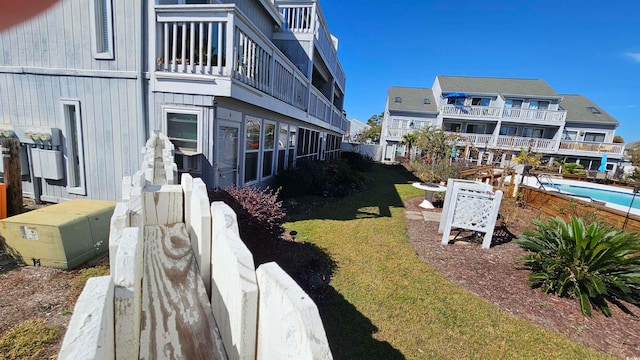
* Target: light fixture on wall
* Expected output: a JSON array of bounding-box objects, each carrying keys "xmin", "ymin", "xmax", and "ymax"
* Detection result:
[{"xmin": 409, "ymin": 121, "xmax": 415, "ymax": 129}]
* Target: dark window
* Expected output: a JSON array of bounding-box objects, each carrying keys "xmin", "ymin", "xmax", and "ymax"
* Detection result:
[
  {"xmin": 423, "ymin": 98, "xmax": 430, "ymax": 104},
  {"xmin": 394, "ymin": 96, "xmax": 402, "ymax": 103},
  {"xmin": 471, "ymin": 98, "xmax": 490, "ymax": 106},
  {"xmin": 587, "ymin": 107, "xmax": 601, "ymax": 114}
]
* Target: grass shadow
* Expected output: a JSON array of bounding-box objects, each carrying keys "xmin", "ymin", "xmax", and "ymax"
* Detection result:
[
  {"xmin": 285, "ymin": 163, "xmax": 421, "ymax": 222},
  {"xmin": 317, "ymin": 286, "xmax": 404, "ymax": 359},
  {"xmin": 209, "ymin": 189, "xmax": 404, "ymax": 358}
]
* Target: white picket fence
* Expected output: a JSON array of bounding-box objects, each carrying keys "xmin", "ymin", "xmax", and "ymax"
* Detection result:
[{"xmin": 59, "ymin": 133, "xmax": 332, "ymax": 359}]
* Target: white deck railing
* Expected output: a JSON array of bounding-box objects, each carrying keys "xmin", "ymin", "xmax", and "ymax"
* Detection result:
[
  {"xmin": 441, "ymin": 105, "xmax": 502, "ymax": 118},
  {"xmin": 276, "ymin": 2, "xmax": 346, "ymax": 91},
  {"xmin": 154, "ymin": 5, "xmax": 346, "ymax": 131},
  {"xmin": 502, "ymin": 108, "xmax": 566, "ymax": 122},
  {"xmin": 495, "ymin": 136, "xmax": 556, "ymax": 151},
  {"xmin": 59, "ymin": 133, "xmax": 332, "ymax": 360}
]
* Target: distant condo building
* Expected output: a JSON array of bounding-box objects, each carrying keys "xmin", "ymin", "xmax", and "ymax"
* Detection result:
[{"xmin": 380, "ymin": 75, "xmax": 624, "ymax": 173}]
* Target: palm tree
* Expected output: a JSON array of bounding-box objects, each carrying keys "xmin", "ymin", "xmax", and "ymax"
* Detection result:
[{"xmin": 401, "ymin": 132, "xmax": 418, "ymax": 161}]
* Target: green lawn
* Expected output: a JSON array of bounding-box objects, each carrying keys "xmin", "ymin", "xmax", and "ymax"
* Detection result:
[{"xmin": 285, "ymin": 164, "xmax": 611, "ymax": 360}]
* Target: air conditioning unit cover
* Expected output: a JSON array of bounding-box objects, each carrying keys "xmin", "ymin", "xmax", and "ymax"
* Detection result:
[{"xmin": 0, "ymin": 199, "xmax": 115, "ymax": 269}]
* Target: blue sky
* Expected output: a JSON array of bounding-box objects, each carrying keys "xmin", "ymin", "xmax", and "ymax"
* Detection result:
[{"xmin": 319, "ymin": 0, "xmax": 640, "ymax": 142}]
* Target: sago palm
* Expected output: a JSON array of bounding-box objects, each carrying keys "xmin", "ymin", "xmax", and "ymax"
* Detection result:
[{"xmin": 515, "ymin": 217, "xmax": 640, "ymax": 317}]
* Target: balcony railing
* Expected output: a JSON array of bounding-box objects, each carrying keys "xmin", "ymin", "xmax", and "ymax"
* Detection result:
[
  {"xmin": 495, "ymin": 136, "xmax": 556, "ymax": 152},
  {"xmin": 441, "ymin": 105, "xmax": 502, "ymax": 119},
  {"xmin": 502, "ymin": 108, "xmax": 566, "ymax": 122},
  {"xmin": 153, "ymin": 4, "xmax": 346, "ymax": 131},
  {"xmin": 276, "ymin": 2, "xmax": 346, "ymax": 91},
  {"xmin": 559, "ymin": 141, "xmax": 624, "ymax": 155},
  {"xmin": 386, "ymin": 128, "xmax": 414, "ymax": 138}
]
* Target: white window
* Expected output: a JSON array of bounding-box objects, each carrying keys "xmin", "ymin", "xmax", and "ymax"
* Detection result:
[
  {"xmin": 471, "ymin": 98, "xmax": 491, "ymax": 106},
  {"xmin": 61, "ymin": 99, "xmax": 86, "ymax": 195},
  {"xmin": 499, "ymin": 126, "xmax": 517, "ymax": 136},
  {"xmin": 163, "ymin": 107, "xmax": 203, "ymax": 154},
  {"xmin": 522, "ymin": 127, "xmax": 544, "ymax": 138},
  {"xmin": 244, "ymin": 116, "xmax": 261, "ymax": 183},
  {"xmin": 528, "ymin": 100, "xmax": 549, "ymax": 110},
  {"xmin": 466, "ymin": 124, "xmax": 486, "ymax": 134},
  {"xmin": 584, "ymin": 132, "xmax": 605, "ymax": 142},
  {"xmin": 563, "ymin": 131, "xmax": 577, "ymax": 140},
  {"xmin": 262, "ymin": 121, "xmax": 276, "ymax": 178},
  {"xmin": 90, "ymin": 0, "xmax": 114, "ymax": 59},
  {"xmin": 505, "ymin": 99, "xmax": 523, "ymax": 108},
  {"xmin": 444, "ymin": 123, "xmax": 461, "ymax": 132},
  {"xmin": 164, "ymin": 107, "xmax": 203, "ymax": 175}
]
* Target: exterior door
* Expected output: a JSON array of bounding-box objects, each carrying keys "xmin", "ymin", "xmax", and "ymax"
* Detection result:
[{"xmin": 216, "ymin": 120, "xmax": 240, "ymax": 188}]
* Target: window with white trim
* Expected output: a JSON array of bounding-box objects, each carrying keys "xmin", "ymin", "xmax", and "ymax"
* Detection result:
[
  {"xmin": 522, "ymin": 127, "xmax": 544, "ymax": 138},
  {"xmin": 164, "ymin": 107, "xmax": 203, "ymax": 174},
  {"xmin": 262, "ymin": 121, "xmax": 276, "ymax": 178},
  {"xmin": 466, "ymin": 124, "xmax": 486, "ymax": 134},
  {"xmin": 164, "ymin": 107, "xmax": 203, "ymax": 154},
  {"xmin": 297, "ymin": 128, "xmax": 320, "ymax": 160},
  {"xmin": 61, "ymin": 99, "xmax": 86, "ymax": 195},
  {"xmin": 277, "ymin": 124, "xmax": 288, "ymax": 173},
  {"xmin": 288, "ymin": 126, "xmax": 297, "ymax": 168},
  {"xmin": 499, "ymin": 126, "xmax": 517, "ymax": 136},
  {"xmin": 584, "ymin": 132, "xmax": 605, "ymax": 142},
  {"xmin": 244, "ymin": 116, "xmax": 261, "ymax": 183},
  {"xmin": 90, "ymin": 0, "xmax": 114, "ymax": 59}
]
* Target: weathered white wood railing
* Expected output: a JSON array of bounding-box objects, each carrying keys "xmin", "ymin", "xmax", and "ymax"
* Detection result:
[
  {"xmin": 153, "ymin": 4, "xmax": 347, "ymax": 132},
  {"xmin": 59, "ymin": 133, "xmax": 332, "ymax": 359},
  {"xmin": 502, "ymin": 108, "xmax": 566, "ymax": 122},
  {"xmin": 440, "ymin": 104, "xmax": 502, "ymax": 118}
]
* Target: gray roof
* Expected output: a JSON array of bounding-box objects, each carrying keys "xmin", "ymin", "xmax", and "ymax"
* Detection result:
[
  {"xmin": 437, "ymin": 75, "xmax": 559, "ymax": 98},
  {"xmin": 387, "ymin": 86, "xmax": 438, "ymax": 113},
  {"xmin": 559, "ymin": 94, "xmax": 619, "ymax": 125}
]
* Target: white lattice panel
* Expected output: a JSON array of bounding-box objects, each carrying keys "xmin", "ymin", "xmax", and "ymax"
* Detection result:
[
  {"xmin": 451, "ymin": 193, "xmax": 495, "ymax": 231},
  {"xmin": 440, "ymin": 182, "xmax": 503, "ymax": 249}
]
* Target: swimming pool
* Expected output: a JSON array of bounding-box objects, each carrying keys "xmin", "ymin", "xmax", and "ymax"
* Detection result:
[
  {"xmin": 550, "ymin": 183, "xmax": 640, "ymax": 210},
  {"xmin": 518, "ymin": 176, "xmax": 640, "ymax": 216}
]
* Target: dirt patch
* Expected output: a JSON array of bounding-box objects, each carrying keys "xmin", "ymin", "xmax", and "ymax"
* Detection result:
[
  {"xmin": 406, "ymin": 196, "xmax": 640, "ymax": 359},
  {"xmin": 0, "ymin": 256, "xmax": 108, "ymax": 359}
]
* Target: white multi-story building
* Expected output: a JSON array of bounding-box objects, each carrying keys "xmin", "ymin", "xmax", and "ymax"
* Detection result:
[
  {"xmin": 343, "ymin": 118, "xmax": 370, "ymax": 143},
  {"xmin": 0, "ymin": 0, "xmax": 346, "ymax": 202},
  {"xmin": 381, "ymin": 75, "xmax": 623, "ymax": 172}
]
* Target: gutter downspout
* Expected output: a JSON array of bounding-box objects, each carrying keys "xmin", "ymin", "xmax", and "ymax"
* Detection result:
[{"xmin": 137, "ymin": 0, "xmax": 148, "ymax": 148}]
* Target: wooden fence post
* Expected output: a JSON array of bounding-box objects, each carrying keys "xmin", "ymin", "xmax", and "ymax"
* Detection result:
[{"xmin": 1, "ymin": 138, "xmax": 23, "ymax": 216}]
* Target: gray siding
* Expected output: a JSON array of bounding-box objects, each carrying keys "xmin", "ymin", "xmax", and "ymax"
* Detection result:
[
  {"xmin": 0, "ymin": 73, "xmax": 143, "ymax": 201},
  {"xmin": 0, "ymin": 0, "xmax": 140, "ymax": 72},
  {"xmin": 219, "ymin": 0, "xmax": 275, "ymax": 38},
  {"xmin": 148, "ymin": 91, "xmax": 216, "ymax": 186}
]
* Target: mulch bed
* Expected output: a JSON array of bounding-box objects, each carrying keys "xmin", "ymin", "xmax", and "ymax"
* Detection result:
[{"xmin": 405, "ymin": 196, "xmax": 640, "ymax": 359}]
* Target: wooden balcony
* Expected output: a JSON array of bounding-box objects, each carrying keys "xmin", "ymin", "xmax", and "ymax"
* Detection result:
[
  {"xmin": 151, "ymin": 4, "xmax": 346, "ymax": 132},
  {"xmin": 275, "ymin": 2, "xmax": 346, "ymax": 91},
  {"xmin": 558, "ymin": 141, "xmax": 624, "ymax": 156}
]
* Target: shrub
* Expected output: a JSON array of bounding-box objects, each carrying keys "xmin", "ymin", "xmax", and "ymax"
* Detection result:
[
  {"xmin": 0, "ymin": 318, "xmax": 60, "ymax": 360},
  {"xmin": 222, "ymin": 185, "xmax": 286, "ymax": 237},
  {"xmin": 561, "ymin": 162, "xmax": 586, "ymax": 175},
  {"xmin": 341, "ymin": 151, "xmax": 373, "ymax": 172},
  {"xmin": 407, "ymin": 158, "xmax": 466, "ymax": 183},
  {"xmin": 276, "ymin": 159, "xmax": 367, "ymax": 198},
  {"xmin": 515, "ymin": 217, "xmax": 640, "ymax": 317}
]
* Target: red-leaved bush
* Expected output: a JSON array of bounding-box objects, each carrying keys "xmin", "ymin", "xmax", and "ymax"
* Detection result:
[{"xmin": 223, "ymin": 186, "xmax": 286, "ymax": 236}]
